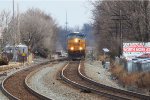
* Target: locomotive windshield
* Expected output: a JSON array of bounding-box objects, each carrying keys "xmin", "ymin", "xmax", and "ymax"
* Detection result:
[{"xmin": 67, "ymin": 32, "xmax": 86, "ymax": 39}]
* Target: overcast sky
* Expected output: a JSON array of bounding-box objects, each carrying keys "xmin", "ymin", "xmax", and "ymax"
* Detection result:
[{"xmin": 0, "ymin": 0, "xmax": 95, "ymax": 28}]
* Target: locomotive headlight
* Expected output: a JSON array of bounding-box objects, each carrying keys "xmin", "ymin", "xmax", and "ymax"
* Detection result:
[
  {"xmin": 79, "ymin": 47, "xmax": 83, "ymax": 50},
  {"xmin": 74, "ymin": 38, "xmax": 78, "ymax": 43},
  {"xmin": 70, "ymin": 47, "xmax": 74, "ymax": 51}
]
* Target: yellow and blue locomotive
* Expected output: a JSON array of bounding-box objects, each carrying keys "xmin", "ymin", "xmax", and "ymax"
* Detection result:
[{"xmin": 67, "ymin": 32, "xmax": 86, "ymax": 60}]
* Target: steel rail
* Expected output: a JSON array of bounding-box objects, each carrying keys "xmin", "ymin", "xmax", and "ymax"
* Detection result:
[
  {"xmin": 60, "ymin": 61, "xmax": 130, "ymax": 100},
  {"xmin": 1, "ymin": 61, "xmax": 50, "ymax": 100},
  {"xmin": 24, "ymin": 64, "xmax": 52, "ymax": 100},
  {"xmin": 1, "ymin": 58, "xmax": 65, "ymax": 100},
  {"xmin": 78, "ymin": 62, "xmax": 150, "ymax": 100}
]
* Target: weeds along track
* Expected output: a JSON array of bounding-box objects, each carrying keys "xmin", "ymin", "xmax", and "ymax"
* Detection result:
[
  {"xmin": 61, "ymin": 61, "xmax": 150, "ymax": 100},
  {"xmin": 1, "ymin": 61, "xmax": 54, "ymax": 100}
]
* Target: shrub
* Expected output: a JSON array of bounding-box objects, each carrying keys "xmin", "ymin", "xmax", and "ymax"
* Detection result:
[
  {"xmin": 136, "ymin": 72, "xmax": 150, "ymax": 88},
  {"xmin": 109, "ymin": 51, "xmax": 118, "ymax": 60},
  {"xmin": 110, "ymin": 64, "xmax": 150, "ymax": 88},
  {"xmin": 142, "ymin": 72, "xmax": 150, "ymax": 87},
  {"xmin": 0, "ymin": 56, "xmax": 9, "ymax": 65},
  {"xmin": 2, "ymin": 52, "xmax": 13, "ymax": 61},
  {"xmin": 122, "ymin": 73, "xmax": 139, "ymax": 86},
  {"xmin": 110, "ymin": 64, "xmax": 126, "ymax": 78}
]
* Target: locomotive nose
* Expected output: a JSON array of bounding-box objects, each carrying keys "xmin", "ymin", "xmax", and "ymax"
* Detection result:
[{"xmin": 67, "ymin": 32, "xmax": 86, "ymax": 60}]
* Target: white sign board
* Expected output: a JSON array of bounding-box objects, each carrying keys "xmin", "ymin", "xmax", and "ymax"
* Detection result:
[
  {"xmin": 123, "ymin": 42, "xmax": 150, "ymax": 60},
  {"xmin": 103, "ymin": 48, "xmax": 109, "ymax": 52}
]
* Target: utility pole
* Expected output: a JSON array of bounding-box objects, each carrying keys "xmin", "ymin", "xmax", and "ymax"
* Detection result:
[
  {"xmin": 65, "ymin": 12, "xmax": 68, "ymax": 52},
  {"xmin": 111, "ymin": 10, "xmax": 128, "ymax": 56},
  {"xmin": 12, "ymin": 0, "xmax": 16, "ymax": 45},
  {"xmin": 119, "ymin": 10, "xmax": 123, "ymax": 56},
  {"xmin": 13, "ymin": 0, "xmax": 16, "ymax": 44},
  {"xmin": 65, "ymin": 11, "xmax": 68, "ymax": 34},
  {"xmin": 13, "ymin": 0, "xmax": 14, "ymax": 20},
  {"xmin": 17, "ymin": 1, "xmax": 20, "ymax": 44},
  {"xmin": 12, "ymin": 0, "xmax": 17, "ymax": 61}
]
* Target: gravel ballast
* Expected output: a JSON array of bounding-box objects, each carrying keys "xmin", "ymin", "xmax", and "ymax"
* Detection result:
[
  {"xmin": 0, "ymin": 76, "xmax": 8, "ymax": 100},
  {"xmin": 27, "ymin": 62, "xmax": 104, "ymax": 100},
  {"xmin": 84, "ymin": 61, "xmax": 122, "ymax": 89},
  {"xmin": 0, "ymin": 58, "xmax": 49, "ymax": 100}
]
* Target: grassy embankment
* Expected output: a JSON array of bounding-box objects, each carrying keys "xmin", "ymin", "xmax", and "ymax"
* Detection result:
[
  {"xmin": 110, "ymin": 63, "xmax": 150, "ymax": 89},
  {"xmin": 0, "ymin": 62, "xmax": 21, "ymax": 72},
  {"xmin": 99, "ymin": 54, "xmax": 150, "ymax": 89}
]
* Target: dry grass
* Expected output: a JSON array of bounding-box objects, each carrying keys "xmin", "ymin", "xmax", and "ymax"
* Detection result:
[
  {"xmin": 0, "ymin": 62, "xmax": 21, "ymax": 72},
  {"xmin": 99, "ymin": 55, "xmax": 105, "ymax": 61},
  {"xmin": 122, "ymin": 73, "xmax": 139, "ymax": 86},
  {"xmin": 136, "ymin": 72, "xmax": 150, "ymax": 88},
  {"xmin": 110, "ymin": 64, "xmax": 126, "ymax": 78},
  {"xmin": 99, "ymin": 54, "xmax": 110, "ymax": 62},
  {"xmin": 110, "ymin": 64, "xmax": 150, "ymax": 88}
]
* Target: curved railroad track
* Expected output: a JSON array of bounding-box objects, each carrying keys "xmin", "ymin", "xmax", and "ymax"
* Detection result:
[
  {"xmin": 1, "ymin": 61, "xmax": 52, "ymax": 100},
  {"xmin": 61, "ymin": 61, "xmax": 150, "ymax": 100}
]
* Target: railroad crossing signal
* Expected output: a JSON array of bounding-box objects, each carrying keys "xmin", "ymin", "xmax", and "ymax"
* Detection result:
[{"xmin": 22, "ymin": 53, "xmax": 26, "ymax": 57}]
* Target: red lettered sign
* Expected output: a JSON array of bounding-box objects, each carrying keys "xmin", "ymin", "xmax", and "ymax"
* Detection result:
[
  {"xmin": 123, "ymin": 43, "xmax": 150, "ymax": 52},
  {"xmin": 123, "ymin": 42, "xmax": 150, "ymax": 59}
]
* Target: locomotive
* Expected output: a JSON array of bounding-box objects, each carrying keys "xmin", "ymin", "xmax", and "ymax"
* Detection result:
[{"xmin": 67, "ymin": 32, "xmax": 86, "ymax": 60}]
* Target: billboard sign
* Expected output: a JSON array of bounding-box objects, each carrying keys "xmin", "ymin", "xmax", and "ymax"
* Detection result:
[{"xmin": 123, "ymin": 42, "xmax": 150, "ymax": 60}]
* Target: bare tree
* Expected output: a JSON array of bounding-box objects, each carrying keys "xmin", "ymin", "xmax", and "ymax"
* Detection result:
[
  {"xmin": 92, "ymin": 0, "xmax": 150, "ymax": 56},
  {"xmin": 19, "ymin": 8, "xmax": 58, "ymax": 57},
  {"xmin": 0, "ymin": 10, "xmax": 11, "ymax": 27},
  {"xmin": 0, "ymin": 10, "xmax": 12, "ymax": 47}
]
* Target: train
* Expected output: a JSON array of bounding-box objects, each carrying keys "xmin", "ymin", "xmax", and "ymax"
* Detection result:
[{"xmin": 67, "ymin": 32, "xmax": 86, "ymax": 60}]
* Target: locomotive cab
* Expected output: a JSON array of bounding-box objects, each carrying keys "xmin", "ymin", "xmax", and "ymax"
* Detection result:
[{"xmin": 67, "ymin": 32, "xmax": 86, "ymax": 60}]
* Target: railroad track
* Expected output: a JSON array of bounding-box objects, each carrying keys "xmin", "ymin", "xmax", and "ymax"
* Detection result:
[
  {"xmin": 1, "ymin": 61, "xmax": 53, "ymax": 100},
  {"xmin": 61, "ymin": 61, "xmax": 150, "ymax": 100}
]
